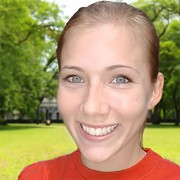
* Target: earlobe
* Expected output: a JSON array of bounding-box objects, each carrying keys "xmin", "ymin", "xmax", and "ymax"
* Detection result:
[{"xmin": 148, "ymin": 72, "xmax": 164, "ymax": 110}]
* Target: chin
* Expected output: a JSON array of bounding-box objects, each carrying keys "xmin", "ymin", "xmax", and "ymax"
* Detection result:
[{"xmin": 80, "ymin": 145, "xmax": 114, "ymax": 164}]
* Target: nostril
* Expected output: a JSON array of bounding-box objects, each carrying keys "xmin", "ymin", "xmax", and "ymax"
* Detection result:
[
  {"xmin": 81, "ymin": 102, "xmax": 100, "ymax": 115},
  {"xmin": 79, "ymin": 102, "xmax": 109, "ymax": 115}
]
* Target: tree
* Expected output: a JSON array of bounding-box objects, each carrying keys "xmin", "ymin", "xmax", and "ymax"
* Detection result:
[
  {"xmin": 0, "ymin": 0, "xmax": 66, "ymax": 122},
  {"xmin": 133, "ymin": 0, "xmax": 180, "ymax": 125},
  {"xmin": 160, "ymin": 21, "xmax": 180, "ymax": 125}
]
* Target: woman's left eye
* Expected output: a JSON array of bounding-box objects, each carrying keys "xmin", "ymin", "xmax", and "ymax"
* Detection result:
[{"xmin": 111, "ymin": 76, "xmax": 129, "ymax": 84}]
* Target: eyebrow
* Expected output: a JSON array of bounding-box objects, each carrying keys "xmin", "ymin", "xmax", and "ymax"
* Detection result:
[
  {"xmin": 105, "ymin": 64, "xmax": 140, "ymax": 75},
  {"xmin": 61, "ymin": 66, "xmax": 84, "ymax": 72},
  {"xmin": 61, "ymin": 64, "xmax": 140, "ymax": 75}
]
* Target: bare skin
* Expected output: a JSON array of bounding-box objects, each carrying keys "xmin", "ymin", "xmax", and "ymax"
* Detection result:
[{"xmin": 57, "ymin": 24, "xmax": 164, "ymax": 172}]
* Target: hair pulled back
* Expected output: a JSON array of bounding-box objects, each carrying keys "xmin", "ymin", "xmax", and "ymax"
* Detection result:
[{"xmin": 57, "ymin": 1, "xmax": 159, "ymax": 82}]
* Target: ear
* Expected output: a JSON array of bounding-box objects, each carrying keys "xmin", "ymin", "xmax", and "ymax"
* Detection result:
[{"xmin": 148, "ymin": 72, "xmax": 164, "ymax": 110}]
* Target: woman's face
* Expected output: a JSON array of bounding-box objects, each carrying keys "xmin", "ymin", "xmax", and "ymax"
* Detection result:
[{"xmin": 57, "ymin": 24, "xmax": 161, "ymax": 170}]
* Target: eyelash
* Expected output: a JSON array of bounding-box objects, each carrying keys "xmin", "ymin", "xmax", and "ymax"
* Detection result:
[
  {"xmin": 111, "ymin": 75, "xmax": 131, "ymax": 84},
  {"xmin": 62, "ymin": 74, "xmax": 132, "ymax": 85},
  {"xmin": 63, "ymin": 75, "xmax": 84, "ymax": 83}
]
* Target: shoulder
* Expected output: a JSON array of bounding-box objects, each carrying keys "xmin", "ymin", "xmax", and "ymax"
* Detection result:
[
  {"xmin": 18, "ymin": 150, "xmax": 78, "ymax": 180},
  {"xmin": 157, "ymin": 158, "xmax": 180, "ymax": 176},
  {"xmin": 18, "ymin": 160, "xmax": 47, "ymax": 180},
  {"xmin": 148, "ymin": 149, "xmax": 180, "ymax": 179}
]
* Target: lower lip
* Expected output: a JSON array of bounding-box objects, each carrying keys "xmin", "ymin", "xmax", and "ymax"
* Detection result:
[{"xmin": 78, "ymin": 123, "xmax": 118, "ymax": 142}]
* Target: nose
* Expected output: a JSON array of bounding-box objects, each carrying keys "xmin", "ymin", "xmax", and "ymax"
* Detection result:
[{"xmin": 80, "ymin": 84, "xmax": 109, "ymax": 116}]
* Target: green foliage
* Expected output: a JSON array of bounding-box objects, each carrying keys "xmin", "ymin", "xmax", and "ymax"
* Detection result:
[
  {"xmin": 0, "ymin": 0, "xmax": 66, "ymax": 119},
  {"xmin": 0, "ymin": 0, "xmax": 179, "ymax": 123},
  {"xmin": 133, "ymin": 0, "xmax": 180, "ymax": 123}
]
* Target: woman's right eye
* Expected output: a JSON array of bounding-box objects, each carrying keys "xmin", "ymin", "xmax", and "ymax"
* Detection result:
[{"xmin": 64, "ymin": 75, "xmax": 84, "ymax": 83}]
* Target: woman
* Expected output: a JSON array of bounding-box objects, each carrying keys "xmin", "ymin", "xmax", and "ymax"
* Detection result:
[{"xmin": 19, "ymin": 1, "xmax": 180, "ymax": 179}]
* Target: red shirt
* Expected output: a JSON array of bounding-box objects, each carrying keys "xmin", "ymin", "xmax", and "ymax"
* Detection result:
[{"xmin": 19, "ymin": 149, "xmax": 180, "ymax": 180}]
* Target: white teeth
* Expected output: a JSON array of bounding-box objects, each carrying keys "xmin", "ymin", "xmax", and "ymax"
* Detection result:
[
  {"xmin": 96, "ymin": 128, "xmax": 101, "ymax": 136},
  {"xmin": 81, "ymin": 124, "xmax": 117, "ymax": 136}
]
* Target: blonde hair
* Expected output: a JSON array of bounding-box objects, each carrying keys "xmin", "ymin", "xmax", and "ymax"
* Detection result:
[{"xmin": 57, "ymin": 1, "xmax": 159, "ymax": 82}]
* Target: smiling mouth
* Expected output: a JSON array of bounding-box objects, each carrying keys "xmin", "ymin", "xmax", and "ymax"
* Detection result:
[{"xmin": 80, "ymin": 124, "xmax": 118, "ymax": 136}]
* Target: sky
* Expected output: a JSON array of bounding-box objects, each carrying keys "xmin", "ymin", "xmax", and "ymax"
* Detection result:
[{"xmin": 49, "ymin": 0, "xmax": 134, "ymax": 20}]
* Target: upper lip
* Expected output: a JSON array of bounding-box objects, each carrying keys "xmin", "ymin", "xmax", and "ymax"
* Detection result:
[{"xmin": 79, "ymin": 122, "xmax": 118, "ymax": 128}]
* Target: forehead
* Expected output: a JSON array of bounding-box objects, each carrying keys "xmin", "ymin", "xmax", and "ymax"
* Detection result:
[{"xmin": 61, "ymin": 24, "xmax": 147, "ymax": 69}]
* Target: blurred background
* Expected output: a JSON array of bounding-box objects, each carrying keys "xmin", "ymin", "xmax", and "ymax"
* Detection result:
[{"xmin": 0, "ymin": 0, "xmax": 179, "ymax": 179}]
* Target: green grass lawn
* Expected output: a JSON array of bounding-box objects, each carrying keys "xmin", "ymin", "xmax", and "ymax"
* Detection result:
[
  {"xmin": 0, "ymin": 123, "xmax": 179, "ymax": 180},
  {"xmin": 143, "ymin": 124, "xmax": 180, "ymax": 164}
]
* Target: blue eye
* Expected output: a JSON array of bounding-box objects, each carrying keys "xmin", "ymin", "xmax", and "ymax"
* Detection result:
[
  {"xmin": 112, "ymin": 76, "xmax": 129, "ymax": 84},
  {"xmin": 66, "ymin": 75, "xmax": 84, "ymax": 83}
]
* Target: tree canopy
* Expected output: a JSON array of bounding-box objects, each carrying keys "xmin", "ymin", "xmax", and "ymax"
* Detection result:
[
  {"xmin": 0, "ymin": 0, "xmax": 179, "ymax": 125},
  {"xmin": 133, "ymin": 0, "xmax": 180, "ymax": 124},
  {"xmin": 0, "ymin": 0, "xmax": 66, "ymax": 120}
]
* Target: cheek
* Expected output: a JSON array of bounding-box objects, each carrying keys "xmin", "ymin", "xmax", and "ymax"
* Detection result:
[
  {"xmin": 57, "ymin": 87, "xmax": 81, "ymax": 117},
  {"xmin": 108, "ymin": 89, "xmax": 150, "ymax": 119}
]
